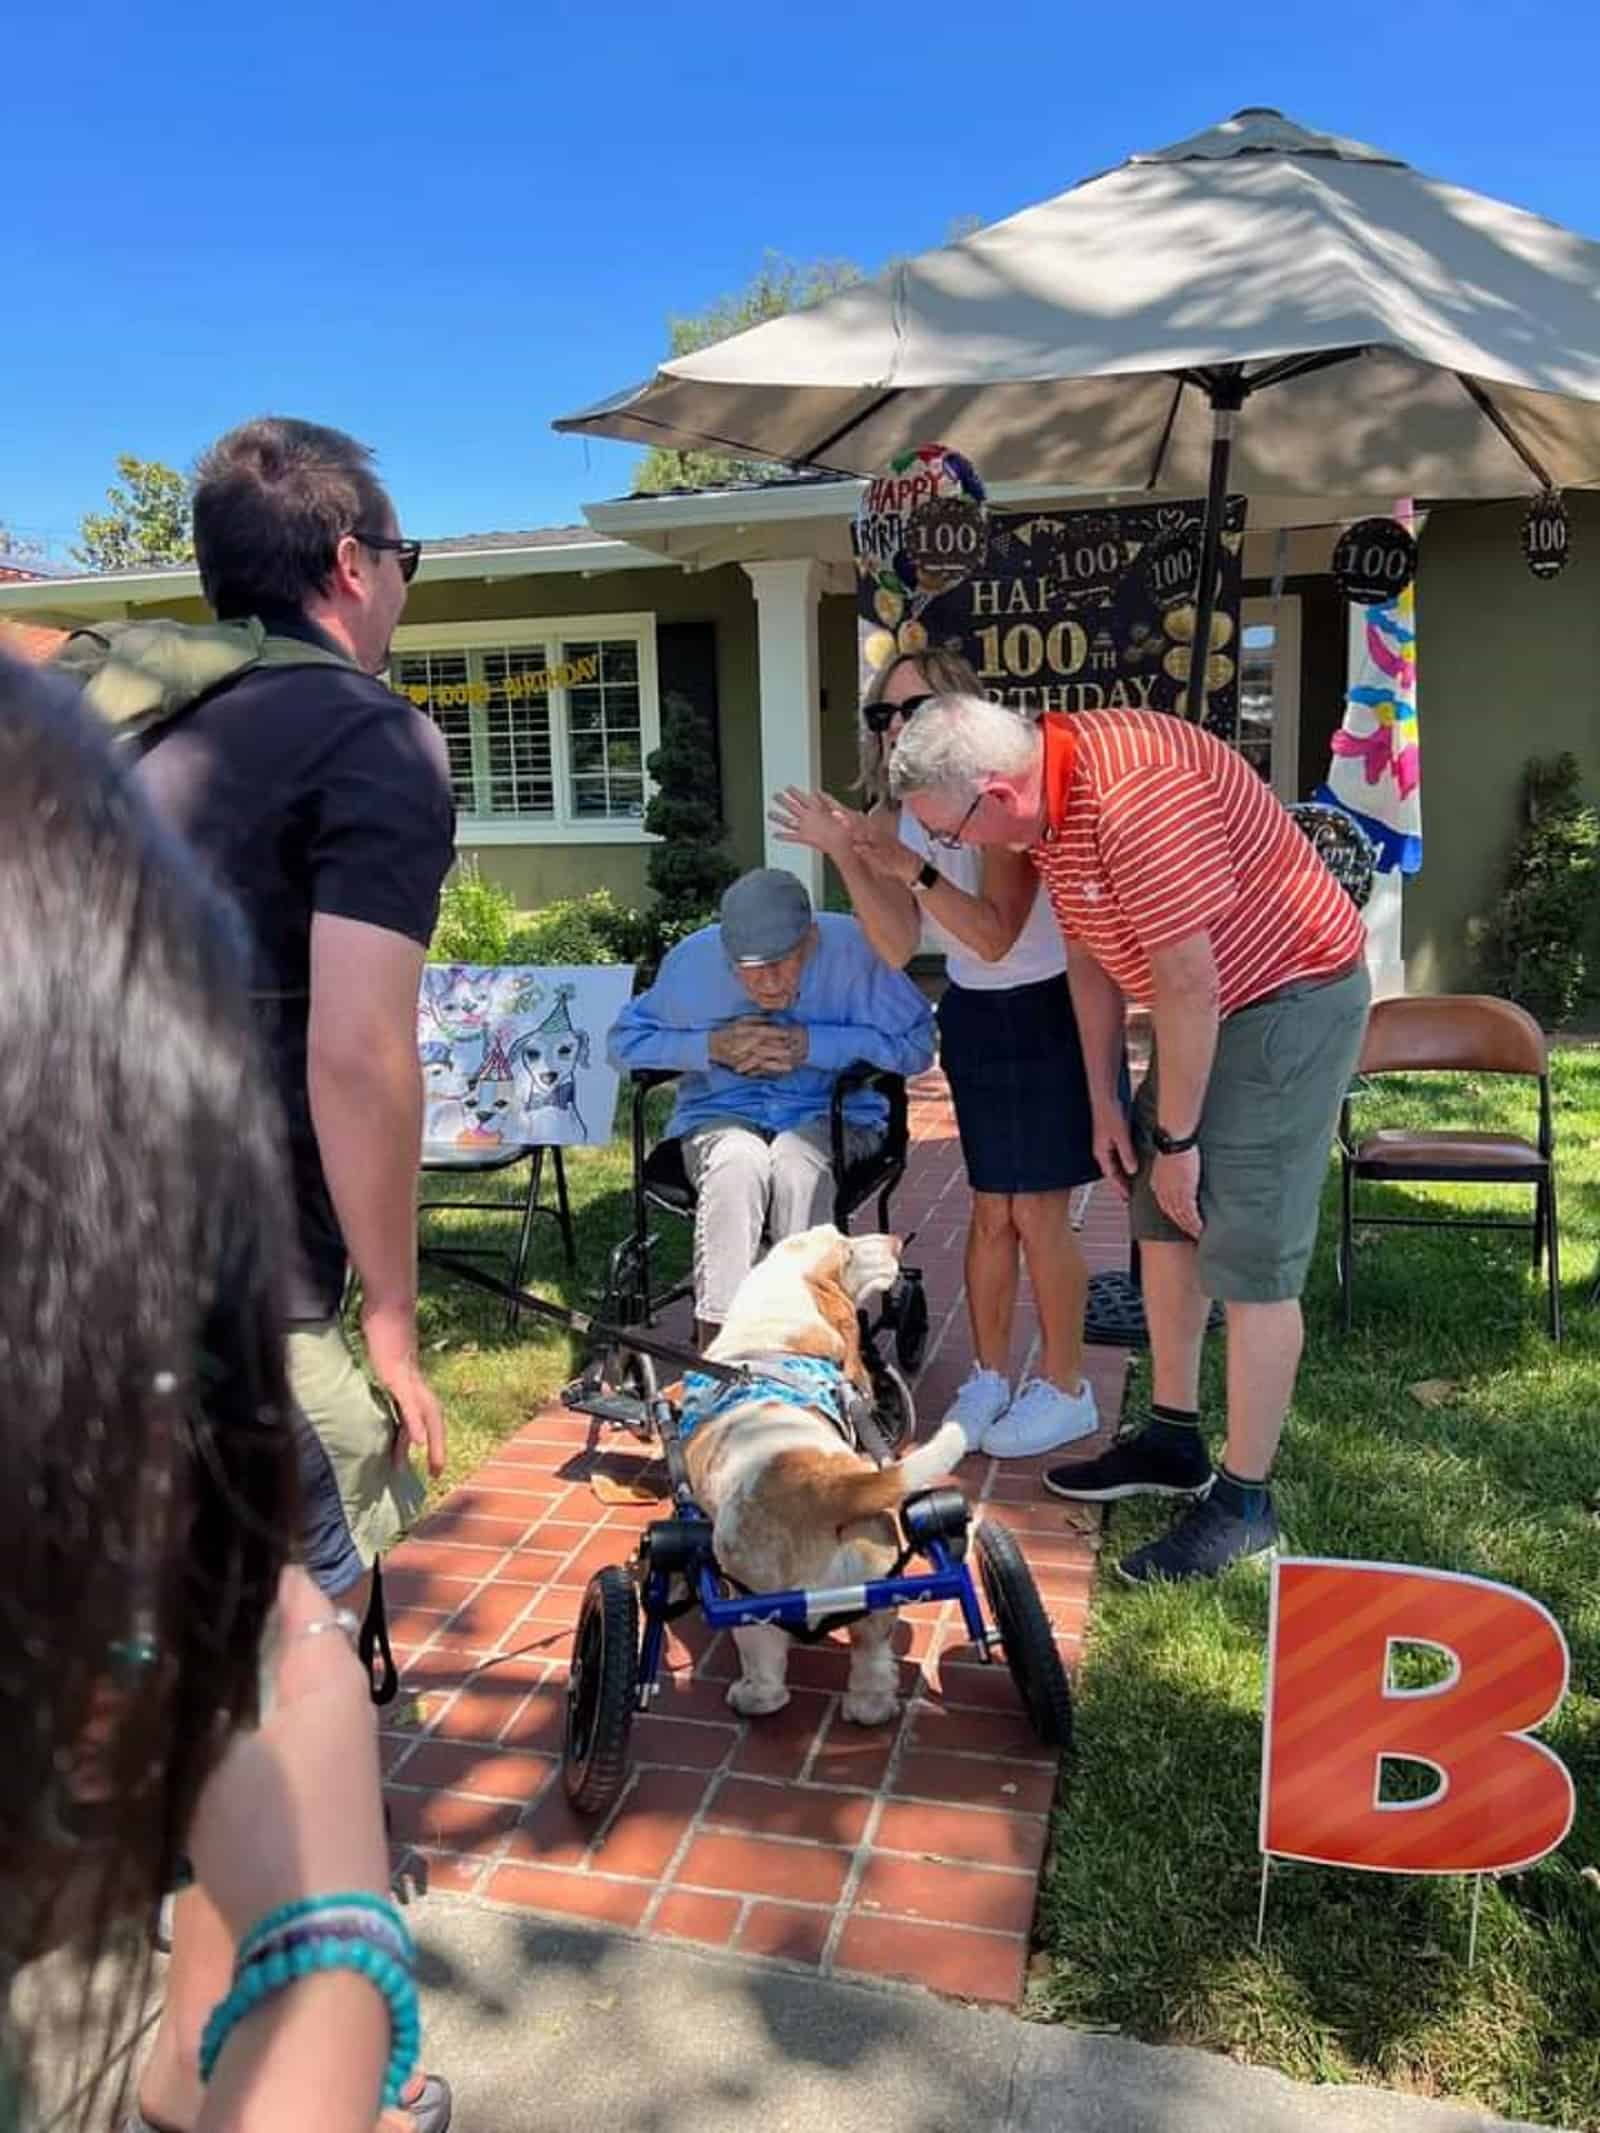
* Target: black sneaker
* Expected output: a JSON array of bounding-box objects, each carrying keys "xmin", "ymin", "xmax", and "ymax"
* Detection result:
[
  {"xmin": 1116, "ymin": 1489, "xmax": 1280, "ymax": 1586},
  {"xmin": 1042, "ymin": 1423, "xmax": 1212, "ymax": 1503}
]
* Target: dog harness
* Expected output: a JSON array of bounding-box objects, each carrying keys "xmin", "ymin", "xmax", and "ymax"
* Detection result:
[{"xmin": 678, "ymin": 1355, "xmax": 864, "ymax": 1449}]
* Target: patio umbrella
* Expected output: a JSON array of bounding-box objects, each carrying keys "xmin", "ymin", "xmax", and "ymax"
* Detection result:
[{"xmin": 556, "ymin": 106, "xmax": 1600, "ymax": 716}]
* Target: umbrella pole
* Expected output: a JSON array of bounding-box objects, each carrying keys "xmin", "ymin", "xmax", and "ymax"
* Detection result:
[{"xmin": 1184, "ymin": 373, "xmax": 1245, "ymax": 724}]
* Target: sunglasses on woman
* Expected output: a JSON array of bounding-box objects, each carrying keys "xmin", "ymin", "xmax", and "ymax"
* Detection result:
[
  {"xmin": 863, "ymin": 690, "xmax": 934, "ymax": 735},
  {"xmin": 355, "ymin": 530, "xmax": 423, "ymax": 583}
]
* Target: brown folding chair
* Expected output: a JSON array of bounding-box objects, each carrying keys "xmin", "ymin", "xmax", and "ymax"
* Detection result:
[{"xmin": 1338, "ymin": 994, "xmax": 1560, "ymax": 1341}]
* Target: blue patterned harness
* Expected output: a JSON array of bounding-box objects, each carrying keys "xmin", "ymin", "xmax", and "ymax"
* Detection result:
[{"xmin": 678, "ymin": 1354, "xmax": 862, "ymax": 1450}]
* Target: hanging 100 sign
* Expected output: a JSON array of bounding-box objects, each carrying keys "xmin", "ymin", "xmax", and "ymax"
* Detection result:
[
  {"xmin": 1521, "ymin": 492, "xmax": 1571, "ymax": 581},
  {"xmin": 1333, "ymin": 517, "xmax": 1417, "ymax": 606}
]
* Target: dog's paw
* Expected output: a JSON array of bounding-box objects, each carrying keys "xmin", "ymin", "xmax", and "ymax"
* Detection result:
[
  {"xmin": 726, "ymin": 1677, "xmax": 791, "ymax": 1717},
  {"xmin": 841, "ymin": 1690, "xmax": 899, "ymax": 1728}
]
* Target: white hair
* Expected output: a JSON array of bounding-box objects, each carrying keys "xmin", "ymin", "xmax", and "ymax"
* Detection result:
[{"xmin": 887, "ymin": 691, "xmax": 1040, "ymax": 799}]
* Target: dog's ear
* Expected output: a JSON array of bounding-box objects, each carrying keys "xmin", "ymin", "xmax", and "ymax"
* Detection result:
[{"xmin": 803, "ymin": 1260, "xmax": 869, "ymax": 1392}]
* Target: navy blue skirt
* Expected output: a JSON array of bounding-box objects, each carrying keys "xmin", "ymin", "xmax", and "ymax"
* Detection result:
[{"xmin": 936, "ymin": 973, "xmax": 1102, "ymax": 1196}]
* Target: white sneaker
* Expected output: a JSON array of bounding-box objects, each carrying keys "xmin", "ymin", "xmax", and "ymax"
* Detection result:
[
  {"xmin": 943, "ymin": 1366, "xmax": 1012, "ymax": 1452},
  {"xmin": 982, "ymin": 1376, "xmax": 1099, "ymax": 1457}
]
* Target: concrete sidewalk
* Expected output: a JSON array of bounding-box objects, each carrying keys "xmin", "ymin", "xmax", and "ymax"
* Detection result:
[{"xmin": 411, "ymin": 1900, "xmax": 1557, "ymax": 2133}]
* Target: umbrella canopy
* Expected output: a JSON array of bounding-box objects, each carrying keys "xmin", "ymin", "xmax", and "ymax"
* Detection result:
[{"xmin": 555, "ymin": 108, "xmax": 1600, "ymax": 502}]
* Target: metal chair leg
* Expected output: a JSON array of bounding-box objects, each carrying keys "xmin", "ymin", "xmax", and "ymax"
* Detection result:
[
  {"xmin": 1546, "ymin": 1169, "xmax": 1562, "ymax": 1342},
  {"xmin": 1339, "ymin": 1155, "xmax": 1355, "ymax": 1334},
  {"xmin": 506, "ymin": 1149, "xmax": 542, "ymax": 1334},
  {"xmin": 1532, "ymin": 1181, "xmax": 1547, "ymax": 1273}
]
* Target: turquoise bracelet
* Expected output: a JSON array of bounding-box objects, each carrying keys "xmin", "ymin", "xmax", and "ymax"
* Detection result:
[
  {"xmin": 199, "ymin": 1934, "xmax": 420, "ymax": 2109},
  {"xmin": 240, "ymin": 1902, "xmax": 416, "ymax": 1962},
  {"xmin": 237, "ymin": 1891, "xmax": 415, "ymax": 1968}
]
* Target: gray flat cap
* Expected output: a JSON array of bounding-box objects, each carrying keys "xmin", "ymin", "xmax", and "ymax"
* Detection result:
[{"xmin": 719, "ymin": 868, "xmax": 814, "ymax": 966}]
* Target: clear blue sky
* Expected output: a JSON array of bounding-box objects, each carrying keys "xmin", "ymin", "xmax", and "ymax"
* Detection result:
[{"xmin": 6, "ymin": 0, "xmax": 1598, "ymax": 560}]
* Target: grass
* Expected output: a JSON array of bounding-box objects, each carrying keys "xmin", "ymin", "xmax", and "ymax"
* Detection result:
[{"xmin": 1034, "ymin": 1047, "xmax": 1600, "ymax": 2129}]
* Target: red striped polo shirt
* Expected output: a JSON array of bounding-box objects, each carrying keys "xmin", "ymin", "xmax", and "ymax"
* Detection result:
[{"xmin": 1029, "ymin": 711, "xmax": 1365, "ymax": 1016}]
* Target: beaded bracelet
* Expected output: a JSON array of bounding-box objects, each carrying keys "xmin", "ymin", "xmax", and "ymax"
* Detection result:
[
  {"xmin": 237, "ymin": 1891, "xmax": 415, "ymax": 1970},
  {"xmin": 199, "ymin": 1935, "xmax": 420, "ymax": 2108}
]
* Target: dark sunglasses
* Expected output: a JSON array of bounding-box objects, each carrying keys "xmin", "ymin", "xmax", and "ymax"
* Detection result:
[
  {"xmin": 355, "ymin": 529, "xmax": 422, "ymax": 583},
  {"xmin": 863, "ymin": 690, "xmax": 934, "ymax": 736},
  {"xmin": 929, "ymin": 791, "xmax": 984, "ymax": 850}
]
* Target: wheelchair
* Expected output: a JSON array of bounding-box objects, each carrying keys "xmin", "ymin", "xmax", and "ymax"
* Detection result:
[
  {"xmin": 561, "ymin": 1385, "xmax": 1074, "ymax": 1820},
  {"xmin": 583, "ymin": 1062, "xmax": 931, "ymax": 1444}
]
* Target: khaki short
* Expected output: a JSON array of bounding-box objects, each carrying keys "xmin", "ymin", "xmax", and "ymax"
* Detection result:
[
  {"xmin": 286, "ymin": 1319, "xmax": 426, "ymax": 1597},
  {"xmin": 1131, "ymin": 965, "xmax": 1372, "ymax": 1303}
]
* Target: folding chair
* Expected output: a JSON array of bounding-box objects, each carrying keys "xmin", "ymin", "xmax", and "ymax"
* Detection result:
[{"xmin": 1338, "ymin": 993, "xmax": 1561, "ymax": 1341}]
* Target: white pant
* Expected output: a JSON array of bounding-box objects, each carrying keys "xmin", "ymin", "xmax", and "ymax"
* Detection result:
[{"xmin": 681, "ymin": 1115, "xmax": 883, "ymax": 1323}]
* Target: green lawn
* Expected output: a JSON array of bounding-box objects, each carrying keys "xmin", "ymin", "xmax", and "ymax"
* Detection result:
[{"xmin": 1034, "ymin": 1047, "xmax": 1600, "ymax": 2130}]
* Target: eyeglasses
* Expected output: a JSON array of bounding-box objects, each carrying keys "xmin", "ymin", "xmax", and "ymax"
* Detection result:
[
  {"xmin": 929, "ymin": 792, "xmax": 983, "ymax": 850},
  {"xmin": 863, "ymin": 690, "xmax": 934, "ymax": 736},
  {"xmin": 354, "ymin": 530, "xmax": 422, "ymax": 583}
]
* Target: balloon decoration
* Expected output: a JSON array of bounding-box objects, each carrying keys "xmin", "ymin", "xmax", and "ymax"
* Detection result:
[
  {"xmin": 1521, "ymin": 491, "xmax": 1571, "ymax": 582},
  {"xmin": 1332, "ymin": 517, "xmax": 1418, "ymax": 607},
  {"xmin": 854, "ymin": 445, "xmax": 988, "ymax": 666}
]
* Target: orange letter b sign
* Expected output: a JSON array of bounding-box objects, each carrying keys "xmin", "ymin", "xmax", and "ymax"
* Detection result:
[{"xmin": 1262, "ymin": 1560, "xmax": 1573, "ymax": 1874}]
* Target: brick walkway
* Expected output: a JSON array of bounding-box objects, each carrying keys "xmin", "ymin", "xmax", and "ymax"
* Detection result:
[{"xmin": 383, "ymin": 1071, "xmax": 1131, "ymax": 2005}]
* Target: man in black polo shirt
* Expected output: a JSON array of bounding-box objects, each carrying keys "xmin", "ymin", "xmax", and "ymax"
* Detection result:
[{"xmin": 107, "ymin": 418, "xmax": 455, "ymax": 2133}]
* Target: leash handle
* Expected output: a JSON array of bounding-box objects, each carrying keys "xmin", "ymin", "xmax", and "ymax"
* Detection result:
[{"xmin": 359, "ymin": 1559, "xmax": 399, "ymax": 1707}]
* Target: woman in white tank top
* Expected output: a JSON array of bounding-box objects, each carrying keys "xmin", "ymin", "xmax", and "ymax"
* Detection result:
[{"xmin": 771, "ymin": 649, "xmax": 1104, "ymax": 1458}]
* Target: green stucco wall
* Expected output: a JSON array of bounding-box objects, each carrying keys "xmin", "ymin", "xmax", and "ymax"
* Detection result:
[{"xmin": 1404, "ymin": 497, "xmax": 1600, "ymax": 992}]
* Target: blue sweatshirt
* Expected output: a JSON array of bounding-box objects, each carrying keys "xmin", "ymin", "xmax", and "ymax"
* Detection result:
[{"xmin": 607, "ymin": 912, "xmax": 935, "ymax": 1138}]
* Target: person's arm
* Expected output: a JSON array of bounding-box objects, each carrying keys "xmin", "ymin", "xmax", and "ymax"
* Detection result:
[
  {"xmin": 1144, "ymin": 932, "xmax": 1221, "ymax": 1238},
  {"xmin": 1066, "ymin": 945, "xmax": 1138, "ymax": 1197},
  {"xmin": 769, "ymin": 788, "xmax": 921, "ymax": 968},
  {"xmin": 303, "ymin": 699, "xmax": 456, "ymax": 1477},
  {"xmin": 854, "ymin": 831, "xmax": 1038, "ymax": 963},
  {"xmin": 189, "ymin": 1569, "xmax": 392, "ymax": 2133},
  {"xmin": 606, "ymin": 940, "xmax": 715, "ymax": 1073},
  {"xmin": 307, "ymin": 916, "xmax": 444, "ymax": 1475}
]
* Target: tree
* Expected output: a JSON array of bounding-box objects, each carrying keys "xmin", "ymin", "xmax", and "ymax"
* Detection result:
[
  {"xmin": 643, "ymin": 691, "xmax": 738, "ymax": 940},
  {"xmin": 73, "ymin": 455, "xmax": 194, "ymax": 572},
  {"xmin": 632, "ymin": 254, "xmax": 863, "ymax": 494},
  {"xmin": 0, "ymin": 524, "xmax": 46, "ymax": 568}
]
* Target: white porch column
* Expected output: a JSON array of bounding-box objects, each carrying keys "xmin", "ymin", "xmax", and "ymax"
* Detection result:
[{"xmin": 743, "ymin": 559, "xmax": 824, "ymax": 904}]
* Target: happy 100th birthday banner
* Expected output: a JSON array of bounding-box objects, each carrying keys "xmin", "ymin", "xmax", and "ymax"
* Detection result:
[{"xmin": 855, "ymin": 470, "xmax": 1248, "ymax": 738}]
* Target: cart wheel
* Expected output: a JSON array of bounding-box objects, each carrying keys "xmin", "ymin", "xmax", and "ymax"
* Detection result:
[
  {"xmin": 563, "ymin": 1566, "xmax": 639, "ymax": 1816},
  {"xmin": 976, "ymin": 1518, "xmax": 1073, "ymax": 1749},
  {"xmin": 892, "ymin": 1272, "xmax": 930, "ymax": 1375},
  {"xmin": 870, "ymin": 1358, "xmax": 917, "ymax": 1454}
]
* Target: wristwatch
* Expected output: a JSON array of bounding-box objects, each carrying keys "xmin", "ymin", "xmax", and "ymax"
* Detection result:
[
  {"xmin": 1151, "ymin": 1123, "xmax": 1200, "ymax": 1156},
  {"xmin": 908, "ymin": 859, "xmax": 941, "ymax": 895}
]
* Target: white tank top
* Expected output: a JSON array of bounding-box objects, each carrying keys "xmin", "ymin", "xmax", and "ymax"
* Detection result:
[{"xmin": 897, "ymin": 808, "xmax": 1067, "ymax": 993}]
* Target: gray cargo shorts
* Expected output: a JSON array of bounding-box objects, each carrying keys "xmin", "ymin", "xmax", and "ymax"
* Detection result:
[{"xmin": 1131, "ymin": 963, "xmax": 1371, "ymax": 1302}]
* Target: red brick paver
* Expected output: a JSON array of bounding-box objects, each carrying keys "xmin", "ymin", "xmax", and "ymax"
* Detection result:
[{"xmin": 387, "ymin": 1072, "xmax": 1129, "ymax": 2006}]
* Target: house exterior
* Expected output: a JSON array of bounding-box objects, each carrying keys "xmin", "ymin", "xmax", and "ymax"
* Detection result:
[{"xmin": 3, "ymin": 484, "xmax": 1595, "ymax": 995}]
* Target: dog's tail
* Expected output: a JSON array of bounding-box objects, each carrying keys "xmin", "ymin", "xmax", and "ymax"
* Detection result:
[{"xmin": 780, "ymin": 1420, "xmax": 969, "ymax": 1531}]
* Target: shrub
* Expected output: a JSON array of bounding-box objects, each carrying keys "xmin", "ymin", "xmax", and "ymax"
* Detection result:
[
  {"xmin": 1475, "ymin": 753, "xmax": 1600, "ymax": 1028},
  {"xmin": 644, "ymin": 689, "xmax": 738, "ymax": 932},
  {"xmin": 427, "ymin": 860, "xmax": 518, "ymax": 964},
  {"xmin": 507, "ymin": 890, "xmax": 653, "ymax": 967}
]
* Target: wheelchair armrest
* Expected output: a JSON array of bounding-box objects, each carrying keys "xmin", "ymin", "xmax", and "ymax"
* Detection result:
[
  {"xmin": 629, "ymin": 1068, "xmax": 683, "ymax": 1093},
  {"xmin": 829, "ymin": 1063, "xmax": 909, "ymax": 1174}
]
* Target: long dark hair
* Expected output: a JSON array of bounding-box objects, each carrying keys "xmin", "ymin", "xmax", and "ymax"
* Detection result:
[{"xmin": 0, "ymin": 655, "xmax": 298, "ymax": 2121}]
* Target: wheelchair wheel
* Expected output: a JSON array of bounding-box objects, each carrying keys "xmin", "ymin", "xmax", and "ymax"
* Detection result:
[
  {"xmin": 870, "ymin": 1358, "xmax": 917, "ymax": 1455},
  {"xmin": 976, "ymin": 1518, "xmax": 1073, "ymax": 1749},
  {"xmin": 891, "ymin": 1271, "xmax": 930, "ymax": 1375},
  {"xmin": 563, "ymin": 1565, "xmax": 639, "ymax": 1817}
]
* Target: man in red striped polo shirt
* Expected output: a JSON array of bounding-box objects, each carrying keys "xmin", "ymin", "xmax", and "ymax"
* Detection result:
[{"xmin": 891, "ymin": 696, "xmax": 1370, "ymax": 1584}]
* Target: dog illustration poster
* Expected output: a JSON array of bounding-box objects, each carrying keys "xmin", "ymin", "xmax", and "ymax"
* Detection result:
[{"xmin": 418, "ymin": 964, "xmax": 635, "ymax": 1150}]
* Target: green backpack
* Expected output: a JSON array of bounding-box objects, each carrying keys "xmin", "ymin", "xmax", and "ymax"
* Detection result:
[{"xmin": 50, "ymin": 614, "xmax": 357, "ymax": 743}]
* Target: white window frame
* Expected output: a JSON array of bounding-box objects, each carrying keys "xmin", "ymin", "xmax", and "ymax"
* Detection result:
[
  {"xmin": 1240, "ymin": 593, "xmax": 1302, "ymax": 803},
  {"xmin": 388, "ymin": 611, "xmax": 661, "ymax": 845}
]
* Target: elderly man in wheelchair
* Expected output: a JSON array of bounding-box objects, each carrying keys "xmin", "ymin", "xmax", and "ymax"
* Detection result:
[{"xmin": 608, "ymin": 869, "xmax": 935, "ymax": 1348}]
